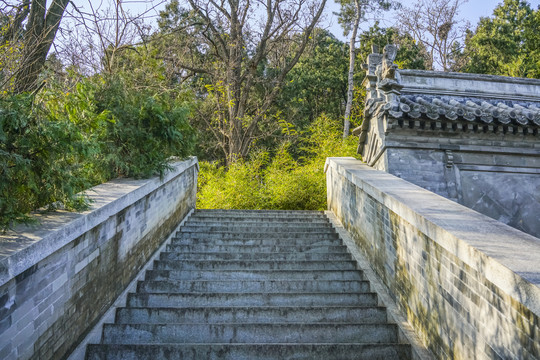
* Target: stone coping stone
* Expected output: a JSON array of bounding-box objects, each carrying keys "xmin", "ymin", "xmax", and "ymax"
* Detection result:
[
  {"xmin": 0, "ymin": 157, "xmax": 199, "ymax": 288},
  {"xmin": 325, "ymin": 157, "xmax": 540, "ymax": 316},
  {"xmin": 400, "ymin": 69, "xmax": 540, "ymax": 86},
  {"xmin": 399, "ymin": 69, "xmax": 540, "ymax": 101}
]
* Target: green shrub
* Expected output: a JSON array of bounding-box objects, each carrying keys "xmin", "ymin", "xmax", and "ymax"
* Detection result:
[
  {"xmin": 0, "ymin": 75, "xmax": 196, "ymax": 231},
  {"xmin": 79, "ymin": 76, "xmax": 196, "ymax": 179},
  {"xmin": 197, "ymin": 152, "xmax": 268, "ymax": 209},
  {"xmin": 0, "ymin": 93, "xmax": 91, "ymax": 229},
  {"xmin": 197, "ymin": 114, "xmax": 358, "ymax": 210}
]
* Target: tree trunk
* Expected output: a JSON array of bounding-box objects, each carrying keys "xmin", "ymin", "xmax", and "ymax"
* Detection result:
[
  {"xmin": 13, "ymin": 0, "xmax": 69, "ymax": 93},
  {"xmin": 181, "ymin": 0, "xmax": 326, "ymax": 165},
  {"xmin": 343, "ymin": 0, "xmax": 361, "ymax": 139}
]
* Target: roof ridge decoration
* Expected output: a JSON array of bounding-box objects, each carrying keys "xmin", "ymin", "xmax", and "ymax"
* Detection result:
[{"xmin": 354, "ymin": 45, "xmax": 540, "ymax": 151}]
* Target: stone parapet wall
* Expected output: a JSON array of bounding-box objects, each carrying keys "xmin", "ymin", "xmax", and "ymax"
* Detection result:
[
  {"xmin": 0, "ymin": 158, "xmax": 198, "ymax": 360},
  {"xmin": 380, "ymin": 142, "xmax": 540, "ymax": 237},
  {"xmin": 355, "ymin": 45, "xmax": 540, "ymax": 239},
  {"xmin": 326, "ymin": 157, "xmax": 540, "ymax": 359}
]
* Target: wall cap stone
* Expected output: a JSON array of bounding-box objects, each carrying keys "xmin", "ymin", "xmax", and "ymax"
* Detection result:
[
  {"xmin": 325, "ymin": 157, "xmax": 540, "ymax": 316},
  {"xmin": 400, "ymin": 69, "xmax": 540, "ymax": 88},
  {"xmin": 0, "ymin": 157, "xmax": 198, "ymax": 288}
]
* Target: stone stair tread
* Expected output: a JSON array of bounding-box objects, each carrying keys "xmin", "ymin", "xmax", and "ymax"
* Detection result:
[
  {"xmin": 188, "ymin": 218, "xmax": 329, "ymax": 223},
  {"xmin": 177, "ymin": 233, "xmax": 339, "ymax": 238},
  {"xmin": 115, "ymin": 306, "xmax": 388, "ymax": 324},
  {"xmin": 194, "ymin": 209, "xmax": 324, "ymax": 213},
  {"xmin": 144, "ymin": 269, "xmax": 365, "ymax": 281},
  {"xmin": 166, "ymin": 244, "xmax": 348, "ymax": 252},
  {"xmin": 136, "ymin": 279, "xmax": 370, "ymax": 293},
  {"xmin": 159, "ymin": 251, "xmax": 352, "ymax": 260},
  {"xmin": 179, "ymin": 227, "xmax": 336, "ymax": 233},
  {"xmin": 171, "ymin": 237, "xmax": 341, "ymax": 244},
  {"xmin": 187, "ymin": 218, "xmax": 330, "ymax": 223},
  {"xmin": 86, "ymin": 343, "xmax": 410, "ymax": 360},
  {"xmin": 126, "ymin": 292, "xmax": 379, "ymax": 307},
  {"xmin": 154, "ymin": 259, "xmax": 357, "ymax": 264},
  {"xmin": 183, "ymin": 224, "xmax": 333, "ymax": 229},
  {"xmin": 100, "ymin": 323, "xmax": 399, "ymax": 344},
  {"xmin": 175, "ymin": 233, "xmax": 340, "ymax": 239},
  {"xmin": 152, "ymin": 259, "xmax": 357, "ymax": 271},
  {"xmin": 188, "ymin": 215, "xmax": 329, "ymax": 220},
  {"xmin": 186, "ymin": 219, "xmax": 332, "ymax": 223}
]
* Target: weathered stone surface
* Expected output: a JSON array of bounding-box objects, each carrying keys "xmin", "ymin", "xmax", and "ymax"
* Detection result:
[
  {"xmin": 355, "ymin": 46, "xmax": 540, "ymax": 238},
  {"xmin": 0, "ymin": 158, "xmax": 198, "ymax": 360},
  {"xmin": 326, "ymin": 157, "xmax": 540, "ymax": 360},
  {"xmin": 86, "ymin": 209, "xmax": 414, "ymax": 360}
]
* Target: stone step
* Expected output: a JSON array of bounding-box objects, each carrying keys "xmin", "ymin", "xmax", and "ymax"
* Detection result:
[
  {"xmin": 187, "ymin": 215, "xmax": 329, "ymax": 223},
  {"xmin": 86, "ymin": 343, "xmax": 411, "ymax": 360},
  {"xmin": 175, "ymin": 231, "xmax": 339, "ymax": 240},
  {"xmin": 165, "ymin": 244, "xmax": 348, "ymax": 253},
  {"xmin": 179, "ymin": 225, "xmax": 335, "ymax": 233},
  {"xmin": 136, "ymin": 279, "xmax": 370, "ymax": 294},
  {"xmin": 171, "ymin": 237, "xmax": 341, "ymax": 247},
  {"xmin": 85, "ymin": 209, "xmax": 412, "ymax": 360},
  {"xmin": 159, "ymin": 251, "xmax": 352, "ymax": 261},
  {"xmin": 152, "ymin": 259, "xmax": 357, "ymax": 271},
  {"xmin": 114, "ymin": 306, "xmax": 388, "ymax": 324},
  {"xmin": 194, "ymin": 209, "xmax": 325, "ymax": 216},
  {"xmin": 126, "ymin": 292, "xmax": 378, "ymax": 307},
  {"xmin": 184, "ymin": 220, "xmax": 332, "ymax": 228},
  {"xmin": 100, "ymin": 323, "xmax": 398, "ymax": 344},
  {"xmin": 144, "ymin": 269, "xmax": 364, "ymax": 281}
]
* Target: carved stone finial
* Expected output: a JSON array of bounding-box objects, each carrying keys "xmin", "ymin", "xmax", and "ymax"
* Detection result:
[
  {"xmin": 383, "ymin": 44, "xmax": 397, "ymax": 63},
  {"xmin": 363, "ymin": 44, "xmax": 402, "ymax": 105},
  {"xmin": 376, "ymin": 44, "xmax": 403, "ymax": 107},
  {"xmin": 371, "ymin": 44, "xmax": 380, "ymax": 54},
  {"xmin": 381, "ymin": 44, "xmax": 399, "ymax": 81}
]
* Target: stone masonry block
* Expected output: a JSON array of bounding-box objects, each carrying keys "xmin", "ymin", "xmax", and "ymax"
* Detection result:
[{"xmin": 326, "ymin": 158, "xmax": 540, "ymax": 360}]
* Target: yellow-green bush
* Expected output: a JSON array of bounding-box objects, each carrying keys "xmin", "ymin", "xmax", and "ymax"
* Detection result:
[{"xmin": 197, "ymin": 115, "xmax": 358, "ymax": 210}]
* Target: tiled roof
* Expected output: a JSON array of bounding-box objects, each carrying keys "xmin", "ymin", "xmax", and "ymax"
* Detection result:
[
  {"xmin": 356, "ymin": 45, "xmax": 540, "ymax": 149},
  {"xmin": 367, "ymin": 95, "xmax": 540, "ymax": 127}
]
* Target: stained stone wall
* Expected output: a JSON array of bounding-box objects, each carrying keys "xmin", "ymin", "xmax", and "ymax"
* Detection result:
[
  {"xmin": 0, "ymin": 158, "xmax": 198, "ymax": 360},
  {"xmin": 354, "ymin": 45, "xmax": 540, "ymax": 238},
  {"xmin": 326, "ymin": 157, "xmax": 540, "ymax": 360},
  {"xmin": 381, "ymin": 143, "xmax": 540, "ymax": 237}
]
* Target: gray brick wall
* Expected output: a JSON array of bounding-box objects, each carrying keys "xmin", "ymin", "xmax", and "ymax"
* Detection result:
[
  {"xmin": 376, "ymin": 141, "xmax": 540, "ymax": 238},
  {"xmin": 385, "ymin": 148, "xmax": 450, "ymax": 198},
  {"xmin": 0, "ymin": 159, "xmax": 198, "ymax": 360},
  {"xmin": 327, "ymin": 158, "xmax": 540, "ymax": 360}
]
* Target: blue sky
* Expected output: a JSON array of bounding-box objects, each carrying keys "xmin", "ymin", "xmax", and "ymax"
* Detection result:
[
  {"xmin": 324, "ymin": 0, "xmax": 540, "ymax": 41},
  {"xmin": 67, "ymin": 0, "xmax": 540, "ymax": 42}
]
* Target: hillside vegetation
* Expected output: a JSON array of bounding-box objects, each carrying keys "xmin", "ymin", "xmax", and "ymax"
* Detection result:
[{"xmin": 1, "ymin": 0, "xmax": 538, "ymax": 229}]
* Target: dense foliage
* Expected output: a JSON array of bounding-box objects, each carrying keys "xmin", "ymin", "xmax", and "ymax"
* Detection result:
[
  {"xmin": 462, "ymin": 0, "xmax": 540, "ymax": 78},
  {"xmin": 2, "ymin": 0, "xmax": 539, "ymax": 229},
  {"xmin": 197, "ymin": 115, "xmax": 358, "ymax": 210},
  {"xmin": 0, "ymin": 74, "xmax": 195, "ymax": 230},
  {"xmin": 0, "ymin": 93, "xmax": 89, "ymax": 229}
]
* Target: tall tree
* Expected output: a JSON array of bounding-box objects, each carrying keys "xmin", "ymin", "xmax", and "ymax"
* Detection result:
[
  {"xmin": 336, "ymin": 0, "xmax": 395, "ymax": 138},
  {"xmin": 278, "ymin": 29, "xmax": 349, "ymax": 128},
  {"xmin": 462, "ymin": 0, "xmax": 540, "ymax": 78},
  {"xmin": 357, "ymin": 23, "xmax": 427, "ymax": 70},
  {"xmin": 398, "ymin": 0, "xmax": 469, "ymax": 71},
  {"xmin": 8, "ymin": 0, "xmax": 71, "ymax": 93},
  {"xmin": 158, "ymin": 0, "xmax": 327, "ymax": 164}
]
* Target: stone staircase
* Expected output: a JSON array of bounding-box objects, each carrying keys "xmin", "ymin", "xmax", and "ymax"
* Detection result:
[{"xmin": 85, "ymin": 209, "xmax": 411, "ymax": 359}]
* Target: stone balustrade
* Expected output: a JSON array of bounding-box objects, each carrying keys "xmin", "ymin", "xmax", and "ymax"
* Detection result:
[
  {"xmin": 0, "ymin": 157, "xmax": 198, "ymax": 360},
  {"xmin": 326, "ymin": 157, "xmax": 540, "ymax": 359}
]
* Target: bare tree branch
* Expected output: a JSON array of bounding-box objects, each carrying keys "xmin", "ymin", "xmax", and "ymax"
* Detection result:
[{"xmin": 398, "ymin": 0, "xmax": 469, "ymax": 71}]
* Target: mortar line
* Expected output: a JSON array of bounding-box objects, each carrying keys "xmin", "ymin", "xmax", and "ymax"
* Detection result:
[
  {"xmin": 325, "ymin": 210, "xmax": 434, "ymax": 360},
  {"xmin": 67, "ymin": 208, "xmax": 195, "ymax": 360}
]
